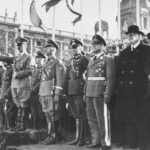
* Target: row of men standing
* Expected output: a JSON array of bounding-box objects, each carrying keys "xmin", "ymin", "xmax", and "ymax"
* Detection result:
[
  {"xmin": 0, "ymin": 33, "xmax": 114, "ymax": 150},
  {"xmin": 0, "ymin": 24, "xmax": 150, "ymax": 150}
]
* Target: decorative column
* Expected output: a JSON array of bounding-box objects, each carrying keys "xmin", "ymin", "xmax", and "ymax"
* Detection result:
[
  {"xmin": 5, "ymin": 30, "xmax": 8, "ymax": 54},
  {"xmin": 30, "ymin": 38, "xmax": 33, "ymax": 56}
]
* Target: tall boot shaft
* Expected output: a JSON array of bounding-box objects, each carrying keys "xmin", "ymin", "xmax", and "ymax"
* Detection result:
[
  {"xmin": 54, "ymin": 120, "xmax": 65, "ymax": 142},
  {"xmin": 68, "ymin": 119, "xmax": 80, "ymax": 145},
  {"xmin": 16, "ymin": 107, "xmax": 28, "ymax": 131},
  {"xmin": 78, "ymin": 119, "xmax": 86, "ymax": 146},
  {"xmin": 10, "ymin": 107, "xmax": 22, "ymax": 131}
]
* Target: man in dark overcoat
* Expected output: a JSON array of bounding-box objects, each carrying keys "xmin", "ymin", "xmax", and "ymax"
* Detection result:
[
  {"xmin": 115, "ymin": 25, "xmax": 150, "ymax": 149},
  {"xmin": 0, "ymin": 37, "xmax": 32, "ymax": 131},
  {"xmin": 67, "ymin": 39, "xmax": 89, "ymax": 146},
  {"xmin": 85, "ymin": 35, "xmax": 115, "ymax": 150},
  {"xmin": 39, "ymin": 39, "xmax": 66, "ymax": 145}
]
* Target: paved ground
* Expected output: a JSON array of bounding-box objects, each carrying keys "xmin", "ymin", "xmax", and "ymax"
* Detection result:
[{"xmin": 9, "ymin": 143, "xmax": 139, "ymax": 150}]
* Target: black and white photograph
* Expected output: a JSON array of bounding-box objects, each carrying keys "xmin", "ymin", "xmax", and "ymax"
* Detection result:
[{"xmin": 0, "ymin": 0, "xmax": 149, "ymax": 150}]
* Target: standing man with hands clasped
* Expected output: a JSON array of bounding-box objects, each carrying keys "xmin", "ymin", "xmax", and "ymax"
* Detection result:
[{"xmin": 84, "ymin": 35, "xmax": 115, "ymax": 150}]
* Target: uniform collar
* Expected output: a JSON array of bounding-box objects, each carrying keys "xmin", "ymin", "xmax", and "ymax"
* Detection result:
[{"xmin": 95, "ymin": 51, "xmax": 104, "ymax": 59}]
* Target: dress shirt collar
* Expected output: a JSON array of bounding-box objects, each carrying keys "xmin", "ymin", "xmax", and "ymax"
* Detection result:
[{"xmin": 131, "ymin": 41, "xmax": 140, "ymax": 51}]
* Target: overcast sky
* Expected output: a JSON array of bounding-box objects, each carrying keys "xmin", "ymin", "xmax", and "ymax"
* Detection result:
[{"xmin": 0, "ymin": 0, "xmax": 119, "ymax": 39}]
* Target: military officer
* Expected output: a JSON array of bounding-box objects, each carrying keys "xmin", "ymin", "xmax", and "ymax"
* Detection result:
[
  {"xmin": 0, "ymin": 56, "xmax": 17, "ymax": 130},
  {"xmin": 84, "ymin": 35, "xmax": 115, "ymax": 150},
  {"xmin": 39, "ymin": 39, "xmax": 66, "ymax": 145},
  {"xmin": 0, "ymin": 37, "xmax": 32, "ymax": 131},
  {"xmin": 115, "ymin": 25, "xmax": 150, "ymax": 150},
  {"xmin": 67, "ymin": 39, "xmax": 89, "ymax": 146},
  {"xmin": 30, "ymin": 51, "xmax": 46, "ymax": 129}
]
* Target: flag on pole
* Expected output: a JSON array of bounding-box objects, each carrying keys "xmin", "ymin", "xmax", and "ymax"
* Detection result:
[
  {"xmin": 42, "ymin": 0, "xmax": 62, "ymax": 12},
  {"xmin": 66, "ymin": 0, "xmax": 82, "ymax": 26},
  {"xmin": 30, "ymin": 0, "xmax": 42, "ymax": 28}
]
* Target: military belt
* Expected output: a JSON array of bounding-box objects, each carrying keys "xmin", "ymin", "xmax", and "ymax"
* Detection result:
[
  {"xmin": 88, "ymin": 77, "xmax": 106, "ymax": 80},
  {"xmin": 41, "ymin": 77, "xmax": 54, "ymax": 82}
]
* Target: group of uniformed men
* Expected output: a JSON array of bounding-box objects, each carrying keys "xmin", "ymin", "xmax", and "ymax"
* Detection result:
[{"xmin": 0, "ymin": 24, "xmax": 150, "ymax": 150}]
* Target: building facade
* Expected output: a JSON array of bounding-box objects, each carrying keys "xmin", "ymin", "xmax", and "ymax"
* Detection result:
[
  {"xmin": 0, "ymin": 15, "xmax": 93, "ymax": 59},
  {"xmin": 0, "ymin": 15, "xmax": 108, "ymax": 60},
  {"xmin": 120, "ymin": 0, "xmax": 150, "ymax": 39}
]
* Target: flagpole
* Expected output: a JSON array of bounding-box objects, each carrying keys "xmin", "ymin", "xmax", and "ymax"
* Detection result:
[
  {"xmin": 136, "ymin": 0, "xmax": 140, "ymax": 27},
  {"xmin": 117, "ymin": 0, "xmax": 121, "ymax": 39},
  {"xmin": 21, "ymin": 0, "xmax": 24, "ymax": 37},
  {"xmin": 52, "ymin": 6, "xmax": 56, "ymax": 41},
  {"xmin": 80, "ymin": 0, "xmax": 83, "ymax": 43},
  {"xmin": 98, "ymin": 0, "xmax": 102, "ymax": 35}
]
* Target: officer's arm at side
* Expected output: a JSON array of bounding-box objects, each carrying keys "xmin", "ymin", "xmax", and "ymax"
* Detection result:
[
  {"xmin": 54, "ymin": 59, "xmax": 66, "ymax": 96},
  {"xmin": 104, "ymin": 55, "xmax": 116, "ymax": 96}
]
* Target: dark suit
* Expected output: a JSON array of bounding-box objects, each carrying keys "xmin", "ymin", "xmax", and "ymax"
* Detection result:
[
  {"xmin": 85, "ymin": 53, "xmax": 115, "ymax": 146},
  {"xmin": 115, "ymin": 43, "xmax": 150, "ymax": 148}
]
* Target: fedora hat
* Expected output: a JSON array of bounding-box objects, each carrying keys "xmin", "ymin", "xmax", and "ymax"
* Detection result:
[{"xmin": 125, "ymin": 25, "xmax": 144, "ymax": 35}]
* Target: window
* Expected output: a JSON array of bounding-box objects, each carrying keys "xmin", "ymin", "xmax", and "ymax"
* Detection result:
[
  {"xmin": 36, "ymin": 41, "xmax": 41, "ymax": 46},
  {"xmin": 144, "ymin": 17, "xmax": 148, "ymax": 29}
]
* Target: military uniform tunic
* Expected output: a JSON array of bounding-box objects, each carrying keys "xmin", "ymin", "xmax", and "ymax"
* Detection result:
[
  {"xmin": 39, "ymin": 56, "xmax": 66, "ymax": 120},
  {"xmin": 0, "ymin": 53, "xmax": 32, "ymax": 107},
  {"xmin": 85, "ymin": 53, "xmax": 115, "ymax": 146},
  {"xmin": 67, "ymin": 54, "xmax": 88, "ymax": 119}
]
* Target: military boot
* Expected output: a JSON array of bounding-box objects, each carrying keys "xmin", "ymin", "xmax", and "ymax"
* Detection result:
[
  {"xmin": 10, "ymin": 107, "xmax": 22, "ymax": 131},
  {"xmin": 78, "ymin": 119, "xmax": 86, "ymax": 146},
  {"xmin": 39, "ymin": 121, "xmax": 56, "ymax": 145},
  {"xmin": 42, "ymin": 134, "xmax": 56, "ymax": 145},
  {"xmin": 68, "ymin": 119, "xmax": 80, "ymax": 145},
  {"xmin": 54, "ymin": 120, "xmax": 65, "ymax": 142},
  {"xmin": 16, "ymin": 107, "xmax": 28, "ymax": 131}
]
